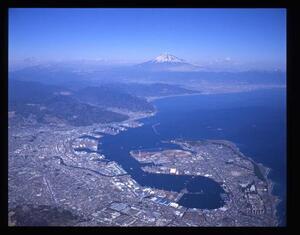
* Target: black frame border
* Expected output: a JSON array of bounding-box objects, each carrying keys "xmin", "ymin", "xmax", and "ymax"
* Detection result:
[{"xmin": 0, "ymin": 1, "xmax": 297, "ymax": 235}]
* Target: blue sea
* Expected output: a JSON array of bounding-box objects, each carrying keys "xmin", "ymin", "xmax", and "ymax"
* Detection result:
[{"xmin": 100, "ymin": 88, "xmax": 286, "ymax": 226}]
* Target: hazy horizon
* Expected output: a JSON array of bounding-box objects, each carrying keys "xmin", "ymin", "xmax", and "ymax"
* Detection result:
[
  {"xmin": 9, "ymin": 8, "xmax": 286, "ymax": 72},
  {"xmin": 8, "ymin": 7, "xmax": 287, "ymax": 227}
]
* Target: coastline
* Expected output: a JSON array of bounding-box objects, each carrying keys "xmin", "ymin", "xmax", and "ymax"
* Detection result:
[
  {"xmin": 145, "ymin": 85, "xmax": 286, "ymax": 102},
  {"xmin": 204, "ymin": 140, "xmax": 280, "ymax": 225},
  {"xmin": 145, "ymin": 92, "xmax": 203, "ymax": 102},
  {"xmin": 99, "ymin": 90, "xmax": 282, "ymax": 225}
]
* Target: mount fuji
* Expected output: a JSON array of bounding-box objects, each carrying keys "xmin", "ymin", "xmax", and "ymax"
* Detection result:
[{"xmin": 136, "ymin": 53, "xmax": 203, "ymax": 72}]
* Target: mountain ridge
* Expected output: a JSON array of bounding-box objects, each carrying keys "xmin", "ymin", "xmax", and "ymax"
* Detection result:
[{"xmin": 136, "ymin": 53, "xmax": 203, "ymax": 72}]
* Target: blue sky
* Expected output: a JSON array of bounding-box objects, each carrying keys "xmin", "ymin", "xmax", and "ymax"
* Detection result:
[{"xmin": 9, "ymin": 8, "xmax": 286, "ymax": 70}]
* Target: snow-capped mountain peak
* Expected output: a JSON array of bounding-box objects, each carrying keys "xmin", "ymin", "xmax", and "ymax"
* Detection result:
[
  {"xmin": 153, "ymin": 54, "xmax": 185, "ymax": 63},
  {"xmin": 136, "ymin": 53, "xmax": 203, "ymax": 72}
]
